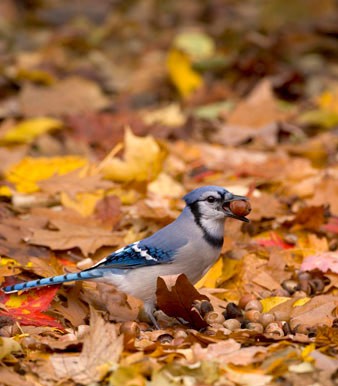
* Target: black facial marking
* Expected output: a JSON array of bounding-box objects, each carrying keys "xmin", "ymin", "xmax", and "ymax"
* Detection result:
[
  {"xmin": 189, "ymin": 201, "xmax": 223, "ymax": 248},
  {"xmin": 36, "ymin": 279, "xmax": 41, "ymax": 285}
]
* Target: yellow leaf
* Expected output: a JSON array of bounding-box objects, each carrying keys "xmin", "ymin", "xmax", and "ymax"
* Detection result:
[
  {"xmin": 0, "ymin": 186, "xmax": 12, "ymax": 197},
  {"xmin": 5, "ymin": 156, "xmax": 88, "ymax": 193},
  {"xmin": 293, "ymin": 297, "xmax": 310, "ymax": 307},
  {"xmin": 260, "ymin": 297, "xmax": 289, "ymax": 313},
  {"xmin": 99, "ymin": 128, "xmax": 166, "ymax": 183},
  {"xmin": 0, "ymin": 117, "xmax": 63, "ymax": 144},
  {"xmin": 195, "ymin": 258, "xmax": 223, "ymax": 289},
  {"xmin": 301, "ymin": 343, "xmax": 316, "ymax": 361},
  {"xmin": 61, "ymin": 190, "xmax": 105, "ymax": 217},
  {"xmin": 0, "ymin": 337, "xmax": 22, "ymax": 360},
  {"xmin": 167, "ymin": 48, "xmax": 202, "ymax": 98},
  {"xmin": 318, "ymin": 90, "xmax": 338, "ymax": 114},
  {"xmin": 148, "ymin": 173, "xmax": 185, "ymax": 198}
]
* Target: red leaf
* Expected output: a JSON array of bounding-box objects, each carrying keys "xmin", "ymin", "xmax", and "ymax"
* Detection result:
[
  {"xmin": 255, "ymin": 232, "xmax": 293, "ymax": 249},
  {"xmin": 0, "ymin": 284, "xmax": 63, "ymax": 329}
]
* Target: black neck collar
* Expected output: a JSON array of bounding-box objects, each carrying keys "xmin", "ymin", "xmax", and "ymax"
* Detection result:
[{"xmin": 189, "ymin": 202, "xmax": 224, "ymax": 249}]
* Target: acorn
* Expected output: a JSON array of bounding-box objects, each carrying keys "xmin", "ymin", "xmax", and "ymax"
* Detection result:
[
  {"xmin": 223, "ymin": 302, "xmax": 243, "ymax": 320},
  {"xmin": 157, "ymin": 333, "xmax": 174, "ymax": 344},
  {"xmin": 200, "ymin": 300, "xmax": 214, "ymax": 316},
  {"xmin": 281, "ymin": 279, "xmax": 299, "ymax": 295},
  {"xmin": 260, "ymin": 313, "xmax": 275, "ymax": 327},
  {"xmin": 223, "ymin": 318, "xmax": 241, "ymax": 331},
  {"xmin": 204, "ymin": 311, "xmax": 225, "ymax": 325},
  {"xmin": 310, "ymin": 278, "xmax": 325, "ymax": 293},
  {"xmin": 245, "ymin": 300, "xmax": 263, "ymax": 312},
  {"xmin": 238, "ymin": 294, "xmax": 257, "ymax": 310},
  {"xmin": 244, "ymin": 309, "xmax": 261, "ymax": 323},
  {"xmin": 265, "ymin": 322, "xmax": 284, "ymax": 337},
  {"xmin": 297, "ymin": 271, "xmax": 312, "ymax": 281},
  {"xmin": 120, "ymin": 321, "xmax": 140, "ymax": 338},
  {"xmin": 246, "ymin": 322, "xmax": 264, "ymax": 333},
  {"xmin": 229, "ymin": 200, "xmax": 251, "ymax": 217}
]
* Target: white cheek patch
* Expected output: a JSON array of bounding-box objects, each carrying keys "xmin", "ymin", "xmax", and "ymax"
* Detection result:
[{"xmin": 132, "ymin": 242, "xmax": 158, "ymax": 261}]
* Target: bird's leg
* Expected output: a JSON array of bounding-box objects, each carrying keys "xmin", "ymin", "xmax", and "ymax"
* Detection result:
[{"xmin": 143, "ymin": 302, "xmax": 160, "ymax": 329}]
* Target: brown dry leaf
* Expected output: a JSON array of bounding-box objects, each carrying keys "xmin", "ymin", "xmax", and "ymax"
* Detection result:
[
  {"xmin": 214, "ymin": 79, "xmax": 293, "ymax": 147},
  {"xmin": 19, "ymin": 77, "xmax": 109, "ymax": 117},
  {"xmin": 38, "ymin": 169, "xmax": 114, "ymax": 198},
  {"xmin": 286, "ymin": 205, "xmax": 326, "ymax": 231},
  {"xmin": 53, "ymin": 286, "xmax": 89, "ymax": 327},
  {"xmin": 307, "ymin": 175, "xmax": 338, "ymax": 215},
  {"xmin": 156, "ymin": 273, "xmax": 209, "ymax": 329},
  {"xmin": 50, "ymin": 309, "xmax": 123, "ymax": 384},
  {"xmin": 248, "ymin": 192, "xmax": 285, "ymax": 221},
  {"xmin": 0, "ymin": 366, "xmax": 35, "ymax": 386},
  {"xmin": 93, "ymin": 195, "xmax": 122, "ymax": 229},
  {"xmin": 192, "ymin": 340, "xmax": 268, "ymax": 366},
  {"xmin": 289, "ymin": 294, "xmax": 338, "ymax": 330},
  {"xmin": 227, "ymin": 79, "xmax": 290, "ymax": 128},
  {"xmin": 28, "ymin": 219, "xmax": 123, "ymax": 256}
]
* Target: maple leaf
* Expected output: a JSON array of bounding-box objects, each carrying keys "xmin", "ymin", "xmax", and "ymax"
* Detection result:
[
  {"xmin": 0, "ymin": 286, "xmax": 62, "ymax": 328},
  {"xmin": 50, "ymin": 309, "xmax": 123, "ymax": 384},
  {"xmin": 301, "ymin": 252, "xmax": 338, "ymax": 274},
  {"xmin": 156, "ymin": 273, "xmax": 209, "ymax": 329},
  {"xmin": 98, "ymin": 128, "xmax": 167, "ymax": 183},
  {"xmin": 5, "ymin": 156, "xmax": 88, "ymax": 193},
  {"xmin": 27, "ymin": 219, "xmax": 123, "ymax": 256}
]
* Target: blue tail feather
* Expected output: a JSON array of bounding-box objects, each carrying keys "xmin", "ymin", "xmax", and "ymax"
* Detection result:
[{"xmin": 2, "ymin": 269, "xmax": 104, "ymax": 294}]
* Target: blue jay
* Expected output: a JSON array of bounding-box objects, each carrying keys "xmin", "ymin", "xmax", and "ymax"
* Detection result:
[{"xmin": 2, "ymin": 186, "xmax": 250, "ymax": 327}]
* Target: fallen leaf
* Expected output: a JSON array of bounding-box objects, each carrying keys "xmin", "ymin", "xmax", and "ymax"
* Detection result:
[
  {"xmin": 19, "ymin": 77, "xmax": 109, "ymax": 117},
  {"xmin": 5, "ymin": 156, "xmax": 88, "ymax": 193},
  {"xmin": 0, "ymin": 337, "xmax": 22, "ymax": 360},
  {"xmin": 156, "ymin": 273, "xmax": 209, "ymax": 329},
  {"xmin": 290, "ymin": 294, "xmax": 338, "ymax": 330},
  {"xmin": 226, "ymin": 79, "xmax": 292, "ymax": 129},
  {"xmin": 301, "ymin": 252, "xmax": 338, "ymax": 274},
  {"xmin": 60, "ymin": 191, "xmax": 106, "ymax": 217},
  {"xmin": 261, "ymin": 297, "xmax": 290, "ymax": 313},
  {"xmin": 167, "ymin": 48, "xmax": 202, "ymax": 98},
  {"xmin": 99, "ymin": 128, "xmax": 166, "ymax": 183},
  {"xmin": 307, "ymin": 175, "xmax": 338, "ymax": 215},
  {"xmin": 51, "ymin": 309, "xmax": 123, "ymax": 384},
  {"xmin": 0, "ymin": 286, "xmax": 62, "ymax": 328},
  {"xmin": 0, "ymin": 117, "xmax": 62, "ymax": 144},
  {"xmin": 28, "ymin": 219, "xmax": 122, "ymax": 256},
  {"xmin": 38, "ymin": 168, "xmax": 114, "ymax": 198}
]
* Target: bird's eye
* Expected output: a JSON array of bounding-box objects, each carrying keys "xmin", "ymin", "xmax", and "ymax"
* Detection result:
[{"xmin": 206, "ymin": 196, "xmax": 216, "ymax": 203}]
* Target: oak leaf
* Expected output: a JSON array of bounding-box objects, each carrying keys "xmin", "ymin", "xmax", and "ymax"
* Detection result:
[{"xmin": 156, "ymin": 273, "xmax": 208, "ymax": 329}]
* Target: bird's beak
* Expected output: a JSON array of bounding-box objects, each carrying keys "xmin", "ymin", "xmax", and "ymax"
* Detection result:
[{"xmin": 222, "ymin": 195, "xmax": 251, "ymax": 222}]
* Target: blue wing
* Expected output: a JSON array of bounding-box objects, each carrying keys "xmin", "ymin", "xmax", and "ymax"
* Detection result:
[
  {"xmin": 90, "ymin": 241, "xmax": 175, "ymax": 269},
  {"xmin": 90, "ymin": 216, "xmax": 189, "ymax": 270}
]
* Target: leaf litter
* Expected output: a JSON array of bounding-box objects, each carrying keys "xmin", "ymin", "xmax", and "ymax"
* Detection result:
[{"xmin": 0, "ymin": 1, "xmax": 338, "ymax": 385}]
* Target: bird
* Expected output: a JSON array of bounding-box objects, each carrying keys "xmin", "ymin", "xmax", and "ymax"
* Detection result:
[{"xmin": 2, "ymin": 186, "xmax": 250, "ymax": 327}]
